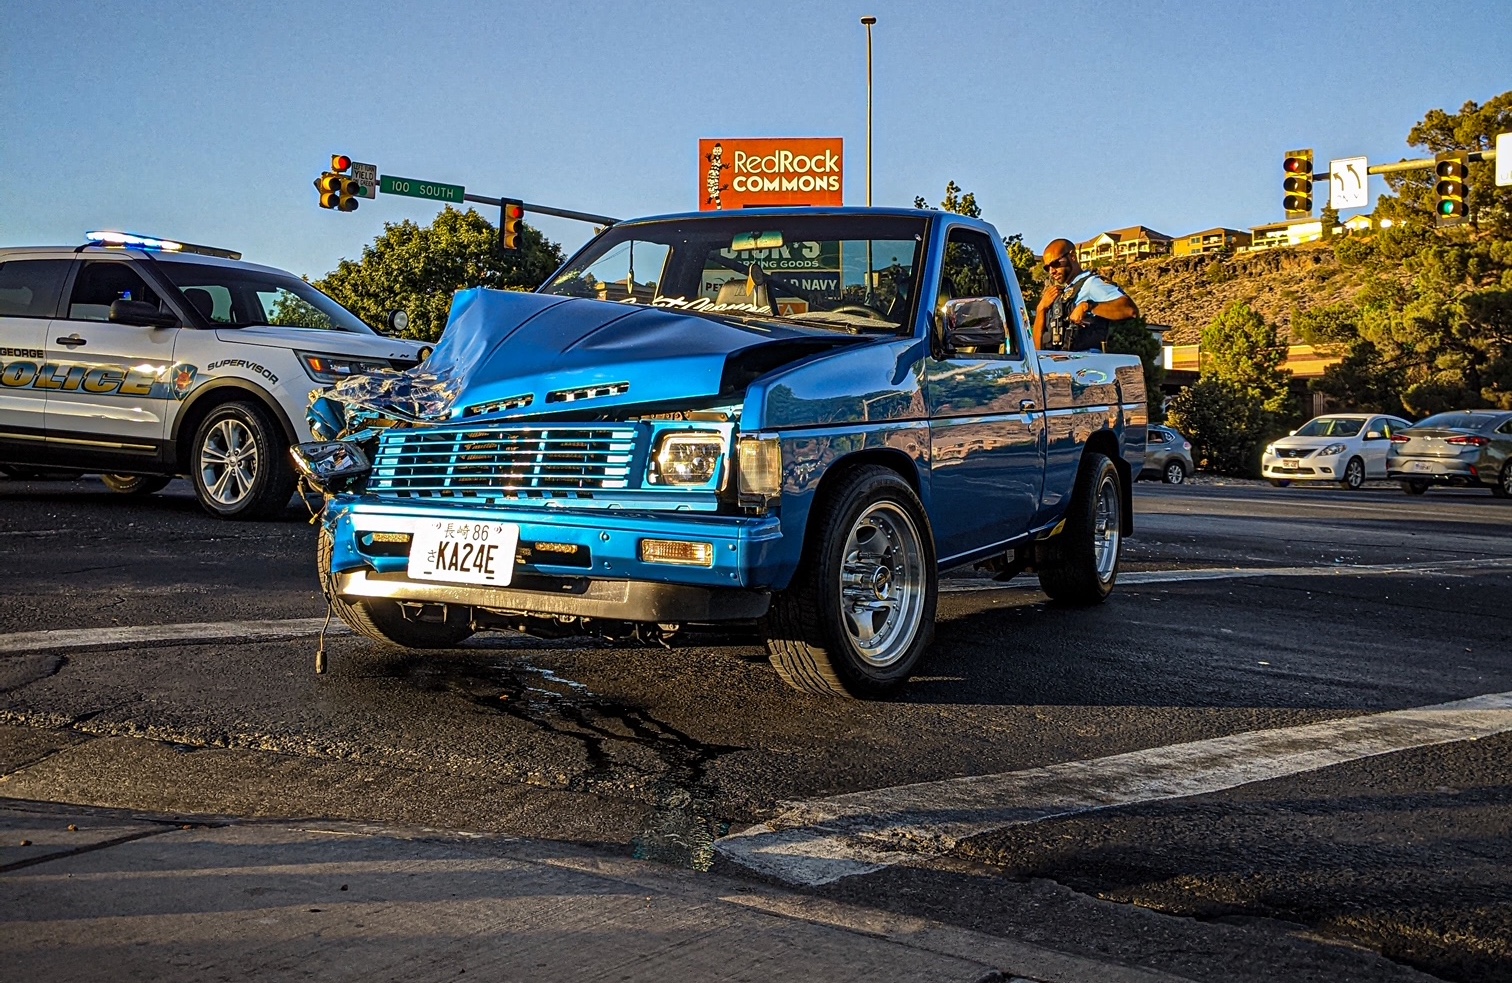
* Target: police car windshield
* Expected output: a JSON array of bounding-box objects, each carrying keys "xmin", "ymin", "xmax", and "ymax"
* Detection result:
[
  {"xmin": 541, "ymin": 214, "xmax": 926, "ymax": 334},
  {"xmin": 155, "ymin": 261, "xmax": 374, "ymax": 333}
]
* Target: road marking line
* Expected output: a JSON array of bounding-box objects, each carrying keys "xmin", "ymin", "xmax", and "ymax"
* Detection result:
[
  {"xmin": 716, "ymin": 690, "xmax": 1512, "ymax": 886},
  {"xmin": 0, "ymin": 618, "xmax": 349, "ymax": 655},
  {"xmin": 941, "ymin": 556, "xmax": 1512, "ymax": 593}
]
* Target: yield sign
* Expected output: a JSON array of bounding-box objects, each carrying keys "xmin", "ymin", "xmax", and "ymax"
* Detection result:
[{"xmin": 1329, "ymin": 156, "xmax": 1369, "ymax": 210}]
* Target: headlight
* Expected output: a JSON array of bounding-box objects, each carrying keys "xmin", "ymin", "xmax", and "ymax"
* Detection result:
[
  {"xmin": 1263, "ymin": 443, "xmax": 1276, "ymax": 457},
  {"xmin": 650, "ymin": 432, "xmax": 724, "ymax": 486},
  {"xmin": 737, "ymin": 434, "xmax": 782, "ymax": 503},
  {"xmin": 289, "ymin": 440, "xmax": 370, "ymax": 492},
  {"xmin": 298, "ymin": 351, "xmax": 393, "ymax": 383},
  {"xmin": 1319, "ymin": 442, "xmax": 1348, "ymax": 456}
]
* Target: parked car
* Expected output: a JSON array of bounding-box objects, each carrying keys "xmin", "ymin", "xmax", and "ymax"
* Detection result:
[
  {"xmin": 1261, "ymin": 413, "xmax": 1412, "ymax": 490},
  {"xmin": 1387, "ymin": 410, "xmax": 1512, "ymax": 497},
  {"xmin": 1142, "ymin": 425, "xmax": 1192, "ymax": 484},
  {"xmin": 296, "ymin": 207, "xmax": 1148, "ymax": 698},
  {"xmin": 0, "ymin": 232, "xmax": 426, "ymax": 517}
]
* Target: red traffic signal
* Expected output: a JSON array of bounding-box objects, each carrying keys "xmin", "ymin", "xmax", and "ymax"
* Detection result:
[
  {"xmin": 1282, "ymin": 148, "xmax": 1313, "ymax": 217},
  {"xmin": 331, "ymin": 155, "xmax": 352, "ymax": 173},
  {"xmin": 500, "ymin": 200, "xmax": 524, "ymax": 252}
]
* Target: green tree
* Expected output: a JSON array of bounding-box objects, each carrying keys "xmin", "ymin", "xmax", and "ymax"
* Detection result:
[
  {"xmin": 315, "ymin": 206, "xmax": 563, "ymax": 342},
  {"xmin": 1105, "ymin": 316, "xmax": 1165, "ymax": 420},
  {"xmin": 1200, "ymin": 301, "xmax": 1293, "ymax": 414},
  {"xmin": 1165, "ymin": 379, "xmax": 1269, "ymax": 475}
]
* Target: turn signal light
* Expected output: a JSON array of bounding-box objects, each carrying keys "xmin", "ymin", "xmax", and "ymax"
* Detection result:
[{"xmin": 639, "ymin": 539, "xmax": 715, "ymax": 567}]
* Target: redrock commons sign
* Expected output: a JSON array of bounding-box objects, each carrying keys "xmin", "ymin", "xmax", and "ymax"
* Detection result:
[{"xmin": 699, "ymin": 137, "xmax": 845, "ymax": 210}]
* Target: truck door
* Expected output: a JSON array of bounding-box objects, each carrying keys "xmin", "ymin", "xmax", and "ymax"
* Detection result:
[
  {"xmin": 43, "ymin": 259, "xmax": 180, "ymax": 467},
  {"xmin": 0, "ymin": 258, "xmax": 71, "ymax": 455},
  {"xmin": 923, "ymin": 227, "xmax": 1045, "ymax": 564}
]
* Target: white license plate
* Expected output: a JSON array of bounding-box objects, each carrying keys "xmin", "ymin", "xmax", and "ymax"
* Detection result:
[
  {"xmin": 407, "ymin": 520, "xmax": 519, "ymax": 587},
  {"xmin": 1408, "ymin": 460, "xmax": 1436, "ymax": 473},
  {"xmin": 1280, "ymin": 459, "xmax": 1299, "ymax": 470}
]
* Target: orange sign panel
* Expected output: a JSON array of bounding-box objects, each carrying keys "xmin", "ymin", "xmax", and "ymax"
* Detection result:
[{"xmin": 700, "ymin": 137, "xmax": 844, "ymax": 210}]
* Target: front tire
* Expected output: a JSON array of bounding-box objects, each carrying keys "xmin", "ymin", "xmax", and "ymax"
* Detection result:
[
  {"xmin": 190, "ymin": 402, "xmax": 296, "ymax": 519},
  {"xmin": 1038, "ymin": 452, "xmax": 1122, "ymax": 605},
  {"xmin": 1341, "ymin": 457, "xmax": 1365, "ymax": 490},
  {"xmin": 1162, "ymin": 459, "xmax": 1187, "ymax": 484},
  {"xmin": 317, "ymin": 527, "xmax": 474, "ymax": 648},
  {"xmin": 765, "ymin": 466, "xmax": 937, "ymax": 699},
  {"xmin": 101, "ymin": 474, "xmax": 171, "ymax": 496}
]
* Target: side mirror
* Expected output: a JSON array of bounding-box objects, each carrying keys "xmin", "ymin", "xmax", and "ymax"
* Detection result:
[
  {"xmin": 941, "ymin": 297, "xmax": 1007, "ymax": 356},
  {"xmin": 1364, "ymin": 430, "xmax": 1383, "ymax": 440},
  {"xmin": 387, "ymin": 310, "xmax": 409, "ymax": 333},
  {"xmin": 109, "ymin": 299, "xmax": 178, "ymax": 328},
  {"xmin": 1288, "ymin": 429, "xmax": 1298, "ymax": 436}
]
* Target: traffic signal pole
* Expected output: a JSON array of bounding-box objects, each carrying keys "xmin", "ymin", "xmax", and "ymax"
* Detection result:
[
  {"xmin": 461, "ymin": 192, "xmax": 618, "ymax": 228},
  {"xmin": 1306, "ymin": 148, "xmax": 1497, "ymax": 183}
]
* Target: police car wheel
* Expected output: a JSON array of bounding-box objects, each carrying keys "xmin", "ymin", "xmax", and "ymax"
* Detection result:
[
  {"xmin": 1037, "ymin": 451, "xmax": 1121, "ymax": 605},
  {"xmin": 190, "ymin": 401, "xmax": 296, "ymax": 520},
  {"xmin": 100, "ymin": 474, "xmax": 171, "ymax": 496},
  {"xmin": 316, "ymin": 527, "xmax": 474, "ymax": 649},
  {"xmin": 764, "ymin": 465, "xmax": 937, "ymax": 699}
]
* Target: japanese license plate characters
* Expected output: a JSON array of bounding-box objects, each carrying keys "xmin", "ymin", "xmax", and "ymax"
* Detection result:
[{"xmin": 408, "ymin": 520, "xmax": 519, "ymax": 587}]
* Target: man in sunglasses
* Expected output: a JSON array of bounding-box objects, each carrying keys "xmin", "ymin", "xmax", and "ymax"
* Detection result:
[{"xmin": 1032, "ymin": 238, "xmax": 1139, "ymax": 351}]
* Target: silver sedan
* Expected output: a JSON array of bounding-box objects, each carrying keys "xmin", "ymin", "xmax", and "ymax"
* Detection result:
[{"xmin": 1387, "ymin": 410, "xmax": 1512, "ymax": 497}]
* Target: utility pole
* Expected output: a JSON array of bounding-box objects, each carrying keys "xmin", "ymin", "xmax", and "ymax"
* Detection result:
[{"xmin": 861, "ymin": 16, "xmax": 876, "ymax": 207}]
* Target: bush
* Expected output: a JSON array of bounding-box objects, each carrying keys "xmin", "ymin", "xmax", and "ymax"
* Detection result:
[{"xmin": 1165, "ymin": 379, "xmax": 1271, "ymax": 476}]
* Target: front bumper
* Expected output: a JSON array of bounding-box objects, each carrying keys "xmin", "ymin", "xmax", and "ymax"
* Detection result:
[
  {"xmin": 325, "ymin": 498, "xmax": 785, "ymax": 623},
  {"xmin": 1262, "ymin": 454, "xmax": 1340, "ymax": 480}
]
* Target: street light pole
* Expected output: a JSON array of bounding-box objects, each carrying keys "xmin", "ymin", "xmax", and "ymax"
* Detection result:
[{"xmin": 861, "ymin": 15, "xmax": 876, "ymax": 208}]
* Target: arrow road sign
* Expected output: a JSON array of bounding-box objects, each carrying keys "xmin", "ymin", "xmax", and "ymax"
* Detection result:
[{"xmin": 1329, "ymin": 156, "xmax": 1369, "ymax": 210}]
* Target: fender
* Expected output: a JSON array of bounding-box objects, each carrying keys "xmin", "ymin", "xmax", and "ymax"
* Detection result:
[{"xmin": 172, "ymin": 377, "xmax": 300, "ymax": 447}]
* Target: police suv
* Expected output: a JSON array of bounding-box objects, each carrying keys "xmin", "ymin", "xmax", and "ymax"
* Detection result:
[{"xmin": 0, "ymin": 232, "xmax": 425, "ymax": 518}]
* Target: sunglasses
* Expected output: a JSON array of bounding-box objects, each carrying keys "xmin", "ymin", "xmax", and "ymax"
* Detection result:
[{"xmin": 1044, "ymin": 256, "xmax": 1071, "ymax": 270}]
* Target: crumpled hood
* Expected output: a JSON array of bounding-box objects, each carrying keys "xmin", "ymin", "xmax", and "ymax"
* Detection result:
[{"xmin": 320, "ymin": 287, "xmax": 859, "ymax": 422}]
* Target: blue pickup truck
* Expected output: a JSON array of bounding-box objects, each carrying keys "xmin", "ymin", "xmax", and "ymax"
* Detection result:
[{"xmin": 295, "ymin": 208, "xmax": 1146, "ymax": 697}]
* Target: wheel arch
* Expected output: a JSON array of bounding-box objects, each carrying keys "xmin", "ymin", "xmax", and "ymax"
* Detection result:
[
  {"xmin": 172, "ymin": 380, "xmax": 299, "ymax": 471},
  {"xmin": 1083, "ymin": 429, "xmax": 1133, "ymax": 534}
]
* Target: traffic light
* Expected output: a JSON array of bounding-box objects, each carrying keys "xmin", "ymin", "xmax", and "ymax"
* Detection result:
[
  {"xmin": 1434, "ymin": 151, "xmax": 1469, "ymax": 228},
  {"xmin": 1283, "ymin": 149, "xmax": 1313, "ymax": 217},
  {"xmin": 314, "ymin": 155, "xmax": 360, "ymax": 212},
  {"xmin": 500, "ymin": 199, "xmax": 524, "ymax": 251}
]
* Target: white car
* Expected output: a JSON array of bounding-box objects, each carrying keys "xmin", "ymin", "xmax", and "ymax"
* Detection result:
[
  {"xmin": 1261, "ymin": 412, "xmax": 1413, "ymax": 490},
  {"xmin": 0, "ymin": 232, "xmax": 426, "ymax": 518}
]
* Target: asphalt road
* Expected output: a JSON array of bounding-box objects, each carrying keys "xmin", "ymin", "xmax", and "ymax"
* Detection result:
[{"xmin": 2, "ymin": 473, "xmax": 1510, "ymax": 982}]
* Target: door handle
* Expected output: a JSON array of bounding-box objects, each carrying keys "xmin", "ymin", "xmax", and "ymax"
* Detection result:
[
  {"xmin": 1020, "ymin": 399, "xmax": 1038, "ymax": 411},
  {"xmin": 56, "ymin": 334, "xmax": 87, "ymax": 348}
]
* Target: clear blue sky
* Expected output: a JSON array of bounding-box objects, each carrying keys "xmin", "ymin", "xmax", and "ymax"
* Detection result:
[{"xmin": 5, "ymin": 0, "xmax": 1509, "ymax": 280}]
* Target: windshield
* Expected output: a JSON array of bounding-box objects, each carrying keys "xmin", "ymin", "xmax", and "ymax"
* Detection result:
[
  {"xmin": 1294, "ymin": 417, "xmax": 1364, "ymax": 437},
  {"xmin": 155, "ymin": 260, "xmax": 374, "ymax": 333},
  {"xmin": 541, "ymin": 214, "xmax": 928, "ymax": 335}
]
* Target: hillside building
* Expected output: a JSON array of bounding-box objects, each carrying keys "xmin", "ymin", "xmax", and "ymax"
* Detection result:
[
  {"xmin": 1076, "ymin": 226, "xmax": 1174, "ymax": 265},
  {"xmin": 1172, "ymin": 228, "xmax": 1252, "ymax": 256}
]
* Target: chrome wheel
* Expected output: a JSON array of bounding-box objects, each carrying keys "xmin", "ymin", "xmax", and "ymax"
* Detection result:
[
  {"xmin": 198, "ymin": 417, "xmax": 260, "ymax": 507},
  {"xmin": 838, "ymin": 501, "xmax": 926, "ymax": 668},
  {"xmin": 1343, "ymin": 457, "xmax": 1365, "ymax": 490},
  {"xmin": 1163, "ymin": 460, "xmax": 1186, "ymax": 484},
  {"xmin": 1093, "ymin": 472, "xmax": 1121, "ymax": 583}
]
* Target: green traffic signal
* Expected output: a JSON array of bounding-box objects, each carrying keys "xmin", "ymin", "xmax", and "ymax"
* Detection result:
[{"xmin": 1433, "ymin": 151, "xmax": 1469, "ymax": 227}]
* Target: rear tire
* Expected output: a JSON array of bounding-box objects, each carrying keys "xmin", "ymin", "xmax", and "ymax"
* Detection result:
[
  {"xmin": 1493, "ymin": 464, "xmax": 1511, "ymax": 499},
  {"xmin": 100, "ymin": 474, "xmax": 171, "ymax": 496},
  {"xmin": 1037, "ymin": 452, "xmax": 1122, "ymax": 605},
  {"xmin": 1401, "ymin": 479, "xmax": 1429, "ymax": 496},
  {"xmin": 318, "ymin": 527, "xmax": 474, "ymax": 648},
  {"xmin": 190, "ymin": 401, "xmax": 296, "ymax": 520},
  {"xmin": 1340, "ymin": 457, "xmax": 1365, "ymax": 490},
  {"xmin": 1162, "ymin": 460, "xmax": 1187, "ymax": 484},
  {"xmin": 765, "ymin": 466, "xmax": 937, "ymax": 699}
]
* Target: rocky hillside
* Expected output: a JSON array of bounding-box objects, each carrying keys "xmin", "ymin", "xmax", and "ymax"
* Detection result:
[{"xmin": 1097, "ymin": 243, "xmax": 1371, "ymax": 344}]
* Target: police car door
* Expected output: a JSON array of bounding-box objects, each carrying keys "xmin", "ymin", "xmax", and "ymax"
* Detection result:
[
  {"xmin": 43, "ymin": 258, "xmax": 182, "ymax": 467},
  {"xmin": 0, "ymin": 257, "xmax": 71, "ymax": 453},
  {"xmin": 923, "ymin": 226, "xmax": 1046, "ymax": 563}
]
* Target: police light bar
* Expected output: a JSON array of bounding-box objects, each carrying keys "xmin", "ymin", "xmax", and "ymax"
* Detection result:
[{"xmin": 84, "ymin": 231, "xmax": 242, "ymax": 261}]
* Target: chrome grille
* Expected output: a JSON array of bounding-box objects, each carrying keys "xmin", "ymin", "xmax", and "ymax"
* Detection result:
[{"xmin": 368, "ymin": 425, "xmax": 638, "ymax": 502}]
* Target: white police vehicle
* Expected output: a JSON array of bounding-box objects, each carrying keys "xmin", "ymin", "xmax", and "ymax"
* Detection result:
[{"xmin": 0, "ymin": 232, "xmax": 425, "ymax": 518}]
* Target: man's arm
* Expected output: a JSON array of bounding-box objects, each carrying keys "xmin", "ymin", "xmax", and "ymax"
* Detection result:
[
  {"xmin": 1073, "ymin": 293, "xmax": 1139, "ymax": 323},
  {"xmin": 1033, "ymin": 283, "xmax": 1060, "ymax": 348}
]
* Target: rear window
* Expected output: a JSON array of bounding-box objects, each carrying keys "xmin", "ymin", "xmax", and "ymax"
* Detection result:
[
  {"xmin": 1414, "ymin": 412, "xmax": 1494, "ymax": 431},
  {"xmin": 0, "ymin": 260, "xmax": 71, "ymax": 318}
]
